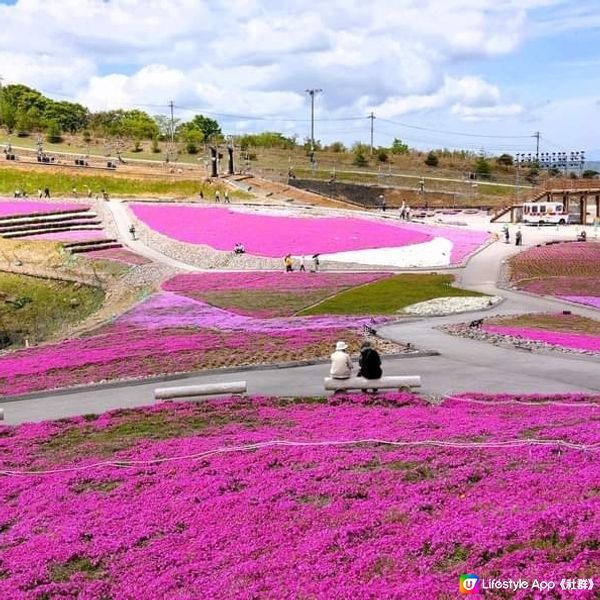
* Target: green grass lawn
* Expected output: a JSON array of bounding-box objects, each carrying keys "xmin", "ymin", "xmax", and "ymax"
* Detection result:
[
  {"xmin": 0, "ymin": 272, "xmax": 104, "ymax": 347},
  {"xmin": 299, "ymin": 274, "xmax": 485, "ymax": 315},
  {"xmin": 0, "ymin": 166, "xmax": 249, "ymax": 199}
]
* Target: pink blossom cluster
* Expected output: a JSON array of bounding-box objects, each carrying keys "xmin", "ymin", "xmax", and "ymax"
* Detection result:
[
  {"xmin": 0, "ymin": 392, "xmax": 599, "ymax": 599},
  {"xmin": 120, "ymin": 292, "xmax": 387, "ymax": 332},
  {"xmin": 559, "ymin": 296, "xmax": 600, "ymax": 309},
  {"xmin": 0, "ymin": 322, "xmax": 352, "ymax": 397},
  {"xmin": 130, "ymin": 203, "xmax": 431, "ymax": 256},
  {"xmin": 163, "ymin": 271, "xmax": 386, "ymax": 293},
  {"xmin": 510, "ymin": 242, "xmax": 600, "ymax": 301},
  {"xmin": 483, "ymin": 324, "xmax": 600, "ymax": 353},
  {"xmin": 0, "ymin": 200, "xmax": 88, "ymax": 217},
  {"xmin": 130, "ymin": 203, "xmax": 489, "ymax": 262}
]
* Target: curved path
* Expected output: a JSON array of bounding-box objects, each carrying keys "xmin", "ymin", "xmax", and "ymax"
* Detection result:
[
  {"xmin": 2, "ymin": 227, "xmax": 600, "ymax": 425},
  {"xmin": 106, "ymin": 200, "xmax": 201, "ymax": 271}
]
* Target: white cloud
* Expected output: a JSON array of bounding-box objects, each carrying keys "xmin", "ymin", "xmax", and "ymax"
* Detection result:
[{"xmin": 0, "ymin": 0, "xmax": 596, "ymax": 148}]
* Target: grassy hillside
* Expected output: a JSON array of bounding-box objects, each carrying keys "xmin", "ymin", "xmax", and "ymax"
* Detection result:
[{"xmin": 0, "ymin": 272, "xmax": 104, "ymax": 347}]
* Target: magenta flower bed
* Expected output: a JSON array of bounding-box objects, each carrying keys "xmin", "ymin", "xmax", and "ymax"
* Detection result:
[
  {"xmin": 86, "ymin": 248, "xmax": 151, "ymax": 265},
  {"xmin": 22, "ymin": 230, "xmax": 107, "ymax": 242},
  {"xmin": 121, "ymin": 292, "xmax": 387, "ymax": 332},
  {"xmin": 559, "ymin": 295, "xmax": 600, "ymax": 309},
  {"xmin": 130, "ymin": 204, "xmax": 431, "ymax": 256},
  {"xmin": 1, "ymin": 393, "xmax": 599, "ymax": 599},
  {"xmin": 483, "ymin": 324, "xmax": 600, "ymax": 353},
  {"xmin": 163, "ymin": 271, "xmax": 385, "ymax": 293},
  {"xmin": 0, "ymin": 322, "xmax": 354, "ymax": 397},
  {"xmin": 0, "ymin": 200, "xmax": 87, "ymax": 217},
  {"xmin": 0, "ymin": 288, "xmax": 376, "ymax": 396}
]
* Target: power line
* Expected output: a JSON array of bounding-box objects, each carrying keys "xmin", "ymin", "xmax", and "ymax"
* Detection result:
[{"xmin": 377, "ymin": 117, "xmax": 533, "ymax": 139}]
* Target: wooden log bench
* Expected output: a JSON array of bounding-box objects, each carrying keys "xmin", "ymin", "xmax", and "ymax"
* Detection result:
[
  {"xmin": 0, "ymin": 408, "xmax": 3, "ymax": 420},
  {"xmin": 155, "ymin": 381, "xmax": 247, "ymax": 401},
  {"xmin": 324, "ymin": 376, "xmax": 421, "ymax": 392}
]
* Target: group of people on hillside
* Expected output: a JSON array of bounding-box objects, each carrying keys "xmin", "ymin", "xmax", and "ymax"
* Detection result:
[
  {"xmin": 284, "ymin": 254, "xmax": 319, "ymax": 272},
  {"xmin": 330, "ymin": 340, "xmax": 383, "ymax": 392}
]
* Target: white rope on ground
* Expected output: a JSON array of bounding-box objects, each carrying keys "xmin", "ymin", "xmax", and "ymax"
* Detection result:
[
  {"xmin": 1, "ymin": 436, "xmax": 599, "ymax": 478},
  {"xmin": 441, "ymin": 394, "xmax": 600, "ymax": 408}
]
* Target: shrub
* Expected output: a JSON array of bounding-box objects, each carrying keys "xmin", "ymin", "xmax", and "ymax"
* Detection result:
[{"xmin": 424, "ymin": 152, "xmax": 439, "ymax": 167}]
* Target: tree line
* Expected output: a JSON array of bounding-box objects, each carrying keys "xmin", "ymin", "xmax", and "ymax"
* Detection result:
[{"xmin": 0, "ymin": 84, "xmax": 222, "ymax": 150}]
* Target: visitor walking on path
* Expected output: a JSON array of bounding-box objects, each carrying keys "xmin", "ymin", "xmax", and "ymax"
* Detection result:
[
  {"xmin": 299, "ymin": 256, "xmax": 306, "ymax": 271},
  {"xmin": 515, "ymin": 229, "xmax": 522, "ymax": 246},
  {"xmin": 284, "ymin": 254, "xmax": 293, "ymax": 272},
  {"xmin": 215, "ymin": 190, "xmax": 221, "ymax": 203},
  {"xmin": 330, "ymin": 341, "xmax": 353, "ymax": 379},
  {"xmin": 312, "ymin": 254, "xmax": 320, "ymax": 272},
  {"xmin": 224, "ymin": 190, "xmax": 230, "ymax": 203},
  {"xmin": 43, "ymin": 187, "xmax": 50, "ymax": 198},
  {"xmin": 358, "ymin": 341, "xmax": 382, "ymax": 392},
  {"xmin": 503, "ymin": 225, "xmax": 510, "ymax": 243},
  {"xmin": 129, "ymin": 224, "xmax": 136, "ymax": 240}
]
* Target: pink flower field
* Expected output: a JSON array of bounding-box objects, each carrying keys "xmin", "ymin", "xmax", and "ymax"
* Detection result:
[
  {"xmin": 483, "ymin": 324, "xmax": 600, "ymax": 353},
  {"xmin": 0, "ymin": 200, "xmax": 88, "ymax": 218},
  {"xmin": 0, "ymin": 278, "xmax": 386, "ymax": 396},
  {"xmin": 162, "ymin": 271, "xmax": 388, "ymax": 316},
  {"xmin": 1, "ymin": 392, "xmax": 599, "ymax": 599},
  {"xmin": 130, "ymin": 203, "xmax": 489, "ymax": 262},
  {"xmin": 509, "ymin": 242, "xmax": 600, "ymax": 307}
]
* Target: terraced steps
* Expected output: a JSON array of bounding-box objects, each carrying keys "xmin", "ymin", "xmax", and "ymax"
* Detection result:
[
  {"xmin": 63, "ymin": 239, "xmax": 122, "ymax": 253},
  {"xmin": 0, "ymin": 220, "xmax": 102, "ymax": 234},
  {"xmin": 0, "ymin": 210, "xmax": 97, "ymax": 226}
]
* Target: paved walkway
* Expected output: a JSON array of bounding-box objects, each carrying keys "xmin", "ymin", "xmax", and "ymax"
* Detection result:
[
  {"xmin": 106, "ymin": 200, "xmax": 201, "ymax": 271},
  {"xmin": 2, "ymin": 219, "xmax": 600, "ymax": 425}
]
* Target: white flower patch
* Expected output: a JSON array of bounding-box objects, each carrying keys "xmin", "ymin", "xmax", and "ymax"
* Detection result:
[
  {"xmin": 318, "ymin": 237, "xmax": 453, "ymax": 268},
  {"xmin": 401, "ymin": 296, "xmax": 502, "ymax": 316}
]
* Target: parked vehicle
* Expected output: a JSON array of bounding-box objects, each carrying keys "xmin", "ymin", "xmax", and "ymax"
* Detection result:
[{"xmin": 521, "ymin": 201, "xmax": 573, "ymax": 225}]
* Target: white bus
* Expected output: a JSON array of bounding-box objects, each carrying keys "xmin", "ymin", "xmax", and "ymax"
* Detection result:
[{"xmin": 521, "ymin": 201, "xmax": 573, "ymax": 225}]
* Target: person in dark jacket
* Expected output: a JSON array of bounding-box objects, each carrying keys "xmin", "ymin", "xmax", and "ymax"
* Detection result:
[{"xmin": 358, "ymin": 341, "xmax": 382, "ymax": 392}]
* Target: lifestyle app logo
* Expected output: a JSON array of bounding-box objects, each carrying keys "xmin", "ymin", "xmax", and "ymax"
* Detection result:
[{"xmin": 460, "ymin": 574, "xmax": 480, "ymax": 594}]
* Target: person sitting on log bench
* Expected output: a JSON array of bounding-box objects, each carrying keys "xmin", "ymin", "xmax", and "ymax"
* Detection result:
[
  {"xmin": 469, "ymin": 318, "xmax": 484, "ymax": 328},
  {"xmin": 577, "ymin": 230, "xmax": 587, "ymax": 242},
  {"xmin": 358, "ymin": 341, "xmax": 382, "ymax": 393}
]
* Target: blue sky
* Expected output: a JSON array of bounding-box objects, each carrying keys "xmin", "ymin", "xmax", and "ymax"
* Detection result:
[{"xmin": 0, "ymin": 0, "xmax": 599, "ymax": 157}]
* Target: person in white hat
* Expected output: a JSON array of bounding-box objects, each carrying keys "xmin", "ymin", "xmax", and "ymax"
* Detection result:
[{"xmin": 330, "ymin": 340, "xmax": 353, "ymax": 379}]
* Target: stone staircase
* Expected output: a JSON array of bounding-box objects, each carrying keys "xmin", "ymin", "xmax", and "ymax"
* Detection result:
[{"xmin": 0, "ymin": 208, "xmax": 102, "ymax": 239}]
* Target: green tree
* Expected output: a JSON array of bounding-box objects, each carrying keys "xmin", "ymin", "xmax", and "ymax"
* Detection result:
[
  {"xmin": 184, "ymin": 114, "xmax": 221, "ymax": 142},
  {"xmin": 45, "ymin": 120, "xmax": 63, "ymax": 143},
  {"xmin": 582, "ymin": 169, "xmax": 599, "ymax": 179},
  {"xmin": 182, "ymin": 128, "xmax": 204, "ymax": 154},
  {"xmin": 424, "ymin": 151, "xmax": 439, "ymax": 167},
  {"xmin": 328, "ymin": 141, "xmax": 346, "ymax": 153},
  {"xmin": 353, "ymin": 149, "xmax": 368, "ymax": 167},
  {"xmin": 377, "ymin": 147, "xmax": 389, "ymax": 163},
  {"xmin": 120, "ymin": 110, "xmax": 159, "ymax": 140},
  {"xmin": 43, "ymin": 100, "xmax": 88, "ymax": 133},
  {"xmin": 151, "ymin": 135, "xmax": 161, "ymax": 153},
  {"xmin": 391, "ymin": 138, "xmax": 409, "ymax": 155},
  {"xmin": 474, "ymin": 156, "xmax": 492, "ymax": 179}
]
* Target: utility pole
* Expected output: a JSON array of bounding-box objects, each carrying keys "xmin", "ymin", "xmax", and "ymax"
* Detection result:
[
  {"xmin": 169, "ymin": 100, "xmax": 175, "ymax": 145},
  {"xmin": 305, "ymin": 88, "xmax": 322, "ymax": 152},
  {"xmin": 368, "ymin": 112, "xmax": 375, "ymax": 156},
  {"xmin": 533, "ymin": 131, "xmax": 540, "ymax": 160}
]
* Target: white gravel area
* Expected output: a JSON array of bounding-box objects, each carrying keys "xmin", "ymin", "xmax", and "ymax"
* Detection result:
[{"xmin": 400, "ymin": 295, "xmax": 502, "ymax": 316}]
